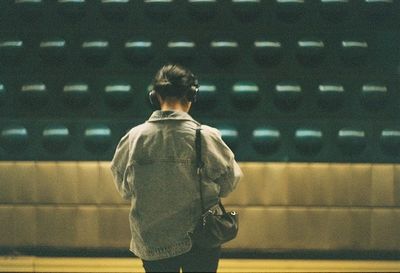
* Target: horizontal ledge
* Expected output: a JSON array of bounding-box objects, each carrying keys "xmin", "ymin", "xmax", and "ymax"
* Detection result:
[{"xmin": 0, "ymin": 204, "xmax": 399, "ymax": 210}]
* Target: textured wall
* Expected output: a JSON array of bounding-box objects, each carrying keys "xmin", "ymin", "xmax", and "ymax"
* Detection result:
[
  {"xmin": 0, "ymin": 0, "xmax": 399, "ymax": 162},
  {"xmin": 1, "ymin": 0, "xmax": 400, "ymax": 255},
  {"xmin": 1, "ymin": 162, "xmax": 400, "ymax": 252}
]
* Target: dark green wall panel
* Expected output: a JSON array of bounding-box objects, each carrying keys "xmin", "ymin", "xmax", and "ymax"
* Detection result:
[{"xmin": 1, "ymin": 0, "xmax": 400, "ymax": 162}]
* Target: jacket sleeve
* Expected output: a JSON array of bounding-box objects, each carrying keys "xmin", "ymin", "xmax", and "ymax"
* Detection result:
[
  {"xmin": 202, "ymin": 126, "xmax": 243, "ymax": 197},
  {"xmin": 110, "ymin": 132, "xmax": 133, "ymax": 200}
]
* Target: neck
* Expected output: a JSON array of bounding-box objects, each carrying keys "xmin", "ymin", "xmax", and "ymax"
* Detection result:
[{"xmin": 160, "ymin": 100, "xmax": 190, "ymax": 112}]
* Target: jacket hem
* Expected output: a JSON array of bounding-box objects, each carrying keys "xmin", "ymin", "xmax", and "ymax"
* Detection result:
[{"xmin": 130, "ymin": 238, "xmax": 192, "ymax": 261}]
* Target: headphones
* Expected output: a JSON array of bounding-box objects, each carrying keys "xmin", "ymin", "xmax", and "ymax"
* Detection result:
[{"xmin": 149, "ymin": 80, "xmax": 200, "ymax": 110}]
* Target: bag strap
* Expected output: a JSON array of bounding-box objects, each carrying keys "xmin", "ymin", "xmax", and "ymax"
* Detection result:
[
  {"xmin": 195, "ymin": 125, "xmax": 226, "ymax": 214},
  {"xmin": 195, "ymin": 125, "xmax": 205, "ymax": 213}
]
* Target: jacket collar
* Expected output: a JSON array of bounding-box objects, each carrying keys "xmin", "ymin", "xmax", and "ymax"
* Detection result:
[{"xmin": 147, "ymin": 110, "xmax": 200, "ymax": 124}]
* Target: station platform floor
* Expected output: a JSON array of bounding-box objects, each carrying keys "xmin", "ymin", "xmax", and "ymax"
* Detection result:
[{"xmin": 1, "ymin": 256, "xmax": 400, "ymax": 272}]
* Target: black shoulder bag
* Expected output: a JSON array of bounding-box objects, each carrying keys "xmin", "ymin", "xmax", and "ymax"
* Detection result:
[{"xmin": 191, "ymin": 125, "xmax": 239, "ymax": 248}]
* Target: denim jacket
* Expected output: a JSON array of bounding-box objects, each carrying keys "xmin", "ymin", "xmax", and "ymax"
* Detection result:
[{"xmin": 110, "ymin": 110, "xmax": 243, "ymax": 261}]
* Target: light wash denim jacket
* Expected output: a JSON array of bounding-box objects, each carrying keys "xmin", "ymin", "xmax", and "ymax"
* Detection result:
[{"xmin": 110, "ymin": 110, "xmax": 243, "ymax": 261}]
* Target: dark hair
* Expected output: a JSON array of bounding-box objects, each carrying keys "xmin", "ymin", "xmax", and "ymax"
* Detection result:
[{"xmin": 152, "ymin": 64, "xmax": 198, "ymax": 102}]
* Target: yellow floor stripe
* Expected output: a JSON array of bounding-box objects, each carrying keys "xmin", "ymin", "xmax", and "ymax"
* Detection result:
[{"xmin": 1, "ymin": 257, "xmax": 400, "ymax": 272}]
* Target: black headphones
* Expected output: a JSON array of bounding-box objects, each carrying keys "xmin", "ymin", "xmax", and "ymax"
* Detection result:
[{"xmin": 149, "ymin": 79, "xmax": 200, "ymax": 110}]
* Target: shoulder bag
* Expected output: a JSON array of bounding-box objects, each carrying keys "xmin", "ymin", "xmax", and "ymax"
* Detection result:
[{"xmin": 191, "ymin": 125, "xmax": 239, "ymax": 248}]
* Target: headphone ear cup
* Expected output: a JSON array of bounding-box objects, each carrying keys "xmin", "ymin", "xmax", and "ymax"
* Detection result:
[
  {"xmin": 192, "ymin": 89, "xmax": 198, "ymax": 103},
  {"xmin": 187, "ymin": 86, "xmax": 198, "ymax": 103},
  {"xmin": 149, "ymin": 90, "xmax": 161, "ymax": 110}
]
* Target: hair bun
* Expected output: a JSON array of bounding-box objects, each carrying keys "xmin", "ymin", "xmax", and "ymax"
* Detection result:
[{"xmin": 152, "ymin": 64, "xmax": 198, "ymax": 101}]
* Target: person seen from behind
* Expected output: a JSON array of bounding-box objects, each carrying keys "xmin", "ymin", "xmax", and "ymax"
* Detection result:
[{"xmin": 110, "ymin": 64, "xmax": 243, "ymax": 273}]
